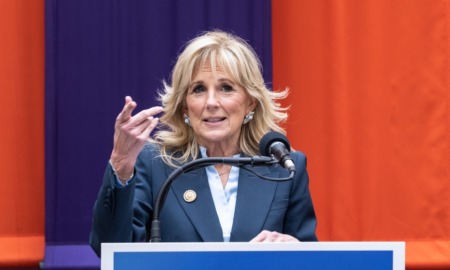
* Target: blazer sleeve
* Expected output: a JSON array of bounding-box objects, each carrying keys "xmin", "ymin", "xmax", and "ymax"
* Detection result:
[
  {"xmin": 89, "ymin": 144, "xmax": 159, "ymax": 257},
  {"xmin": 283, "ymin": 151, "xmax": 318, "ymax": 241}
]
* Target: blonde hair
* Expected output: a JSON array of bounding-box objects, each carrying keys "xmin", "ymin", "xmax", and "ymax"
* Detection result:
[{"xmin": 151, "ymin": 30, "xmax": 289, "ymax": 167}]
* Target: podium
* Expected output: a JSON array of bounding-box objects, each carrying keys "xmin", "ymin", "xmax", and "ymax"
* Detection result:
[{"xmin": 101, "ymin": 242, "xmax": 404, "ymax": 270}]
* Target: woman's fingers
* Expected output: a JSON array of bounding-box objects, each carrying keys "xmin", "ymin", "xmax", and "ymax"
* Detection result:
[
  {"xmin": 250, "ymin": 230, "xmax": 299, "ymax": 242},
  {"xmin": 110, "ymin": 97, "xmax": 163, "ymax": 174},
  {"xmin": 250, "ymin": 230, "xmax": 269, "ymax": 242},
  {"xmin": 131, "ymin": 106, "xmax": 163, "ymax": 128},
  {"xmin": 114, "ymin": 95, "xmax": 162, "ymax": 133},
  {"xmin": 116, "ymin": 96, "xmax": 136, "ymax": 125},
  {"xmin": 138, "ymin": 117, "xmax": 159, "ymax": 140},
  {"xmin": 118, "ymin": 106, "xmax": 163, "ymax": 136}
]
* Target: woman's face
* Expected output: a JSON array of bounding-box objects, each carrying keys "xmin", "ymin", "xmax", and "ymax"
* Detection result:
[{"xmin": 185, "ymin": 64, "xmax": 256, "ymax": 150}]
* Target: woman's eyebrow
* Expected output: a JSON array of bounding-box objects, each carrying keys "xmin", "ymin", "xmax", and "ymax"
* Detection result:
[
  {"xmin": 217, "ymin": 78, "xmax": 235, "ymax": 84},
  {"xmin": 189, "ymin": 80, "xmax": 204, "ymax": 87}
]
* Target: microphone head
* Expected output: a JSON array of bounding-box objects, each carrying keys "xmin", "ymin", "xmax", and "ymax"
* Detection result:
[{"xmin": 259, "ymin": 131, "xmax": 291, "ymax": 156}]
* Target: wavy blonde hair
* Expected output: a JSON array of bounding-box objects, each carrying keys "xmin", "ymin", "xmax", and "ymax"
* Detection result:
[{"xmin": 151, "ymin": 31, "xmax": 289, "ymax": 167}]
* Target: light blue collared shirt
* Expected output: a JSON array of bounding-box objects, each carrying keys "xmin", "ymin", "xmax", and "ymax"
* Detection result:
[{"xmin": 200, "ymin": 146, "xmax": 239, "ymax": 242}]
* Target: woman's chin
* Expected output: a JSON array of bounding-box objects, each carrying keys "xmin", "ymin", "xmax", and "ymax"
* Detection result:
[{"xmin": 198, "ymin": 132, "xmax": 232, "ymax": 145}]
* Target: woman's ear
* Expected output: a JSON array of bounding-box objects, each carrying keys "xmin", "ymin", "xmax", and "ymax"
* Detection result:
[{"xmin": 249, "ymin": 97, "xmax": 257, "ymax": 112}]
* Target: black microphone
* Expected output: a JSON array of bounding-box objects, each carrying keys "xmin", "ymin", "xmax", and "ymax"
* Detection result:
[{"xmin": 259, "ymin": 131, "xmax": 295, "ymax": 173}]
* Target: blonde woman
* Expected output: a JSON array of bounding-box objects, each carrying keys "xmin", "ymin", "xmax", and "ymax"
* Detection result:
[{"xmin": 90, "ymin": 31, "xmax": 317, "ymax": 257}]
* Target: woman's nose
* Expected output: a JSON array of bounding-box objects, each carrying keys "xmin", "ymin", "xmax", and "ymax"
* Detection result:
[{"xmin": 205, "ymin": 89, "xmax": 219, "ymax": 107}]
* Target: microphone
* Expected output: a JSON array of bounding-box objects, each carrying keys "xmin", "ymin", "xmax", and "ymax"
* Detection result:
[{"xmin": 259, "ymin": 131, "xmax": 295, "ymax": 173}]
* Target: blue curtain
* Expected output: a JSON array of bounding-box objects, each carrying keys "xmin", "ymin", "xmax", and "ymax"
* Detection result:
[{"xmin": 45, "ymin": 0, "xmax": 272, "ymax": 244}]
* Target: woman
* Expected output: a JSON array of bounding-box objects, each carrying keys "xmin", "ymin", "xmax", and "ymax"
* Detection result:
[{"xmin": 90, "ymin": 31, "xmax": 317, "ymax": 257}]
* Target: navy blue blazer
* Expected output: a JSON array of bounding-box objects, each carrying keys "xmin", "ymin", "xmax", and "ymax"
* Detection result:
[{"xmin": 90, "ymin": 143, "xmax": 317, "ymax": 256}]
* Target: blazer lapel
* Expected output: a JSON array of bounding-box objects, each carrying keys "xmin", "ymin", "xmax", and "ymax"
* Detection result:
[
  {"xmin": 166, "ymin": 166, "xmax": 224, "ymax": 242},
  {"xmin": 230, "ymin": 165, "xmax": 279, "ymax": 241}
]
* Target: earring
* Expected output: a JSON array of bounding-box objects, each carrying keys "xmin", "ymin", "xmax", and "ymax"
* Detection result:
[
  {"xmin": 184, "ymin": 114, "xmax": 191, "ymax": 126},
  {"xmin": 243, "ymin": 111, "xmax": 254, "ymax": 124}
]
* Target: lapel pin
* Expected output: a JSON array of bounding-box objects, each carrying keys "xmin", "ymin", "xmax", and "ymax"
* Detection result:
[{"xmin": 183, "ymin": 190, "xmax": 197, "ymax": 203}]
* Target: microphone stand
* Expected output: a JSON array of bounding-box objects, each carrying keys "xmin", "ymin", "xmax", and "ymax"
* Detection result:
[{"xmin": 150, "ymin": 156, "xmax": 275, "ymax": 242}]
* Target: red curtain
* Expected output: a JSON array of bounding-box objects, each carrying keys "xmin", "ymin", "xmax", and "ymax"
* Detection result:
[
  {"xmin": 272, "ymin": 0, "xmax": 450, "ymax": 268},
  {"xmin": 0, "ymin": 0, "xmax": 45, "ymax": 266}
]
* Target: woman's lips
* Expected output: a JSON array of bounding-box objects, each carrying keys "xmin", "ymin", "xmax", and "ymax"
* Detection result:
[{"xmin": 204, "ymin": 117, "xmax": 226, "ymax": 123}]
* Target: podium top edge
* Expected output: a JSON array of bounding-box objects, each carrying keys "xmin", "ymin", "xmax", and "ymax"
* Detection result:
[{"xmin": 102, "ymin": 241, "xmax": 405, "ymax": 253}]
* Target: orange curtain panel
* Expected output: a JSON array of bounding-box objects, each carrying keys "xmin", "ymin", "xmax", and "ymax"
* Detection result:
[
  {"xmin": 272, "ymin": 0, "xmax": 449, "ymax": 268},
  {"xmin": 0, "ymin": 0, "xmax": 45, "ymax": 266}
]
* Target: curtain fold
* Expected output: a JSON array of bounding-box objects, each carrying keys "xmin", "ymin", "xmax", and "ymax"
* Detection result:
[
  {"xmin": 272, "ymin": 0, "xmax": 449, "ymax": 268},
  {"xmin": 0, "ymin": 0, "xmax": 45, "ymax": 266}
]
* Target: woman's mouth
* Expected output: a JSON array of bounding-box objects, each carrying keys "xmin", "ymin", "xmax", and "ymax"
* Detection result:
[{"xmin": 204, "ymin": 117, "xmax": 226, "ymax": 123}]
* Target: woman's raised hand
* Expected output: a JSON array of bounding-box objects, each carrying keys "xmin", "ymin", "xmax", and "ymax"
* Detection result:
[{"xmin": 110, "ymin": 96, "xmax": 163, "ymax": 183}]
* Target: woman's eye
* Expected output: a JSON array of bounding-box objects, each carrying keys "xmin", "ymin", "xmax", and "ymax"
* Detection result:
[
  {"xmin": 192, "ymin": 85, "xmax": 205, "ymax": 93},
  {"xmin": 221, "ymin": 84, "xmax": 233, "ymax": 92}
]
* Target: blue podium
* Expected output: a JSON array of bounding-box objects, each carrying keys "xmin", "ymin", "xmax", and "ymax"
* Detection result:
[{"xmin": 102, "ymin": 242, "xmax": 405, "ymax": 270}]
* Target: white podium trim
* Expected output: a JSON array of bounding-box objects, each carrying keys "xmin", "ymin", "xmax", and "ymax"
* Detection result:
[{"xmin": 102, "ymin": 241, "xmax": 405, "ymax": 270}]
